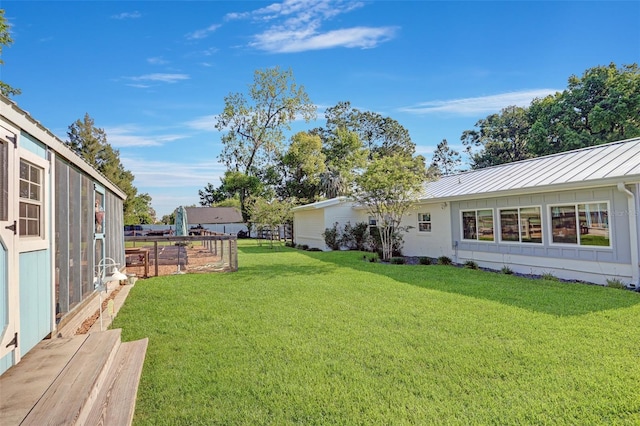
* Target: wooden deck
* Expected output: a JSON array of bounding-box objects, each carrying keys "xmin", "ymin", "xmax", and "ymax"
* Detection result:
[
  {"xmin": 0, "ymin": 330, "xmax": 147, "ymax": 425},
  {"xmin": 0, "ymin": 284, "xmax": 147, "ymax": 425}
]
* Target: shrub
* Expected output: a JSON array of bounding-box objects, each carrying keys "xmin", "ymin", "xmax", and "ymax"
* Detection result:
[
  {"xmin": 541, "ymin": 272, "xmax": 559, "ymax": 281},
  {"xmin": 390, "ymin": 257, "xmax": 406, "ymax": 265},
  {"xmin": 464, "ymin": 260, "xmax": 479, "ymax": 270},
  {"xmin": 437, "ymin": 256, "xmax": 452, "ymax": 266},
  {"xmin": 339, "ymin": 221, "xmax": 371, "ymax": 251},
  {"xmin": 606, "ymin": 278, "xmax": 627, "ymax": 289},
  {"xmin": 307, "ymin": 247, "xmax": 322, "ymax": 252},
  {"xmin": 501, "ymin": 265, "xmax": 514, "ymax": 275},
  {"xmin": 322, "ymin": 222, "xmax": 341, "ymax": 250},
  {"xmin": 368, "ymin": 255, "xmax": 378, "ymax": 263},
  {"xmin": 418, "ymin": 257, "xmax": 431, "ymax": 265},
  {"xmin": 301, "ymin": 244, "xmax": 309, "ymax": 251}
]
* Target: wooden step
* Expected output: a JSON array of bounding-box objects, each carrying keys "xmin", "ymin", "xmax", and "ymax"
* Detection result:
[
  {"xmin": 85, "ymin": 337, "xmax": 149, "ymax": 425},
  {"xmin": 0, "ymin": 334, "xmax": 88, "ymax": 425},
  {"xmin": 21, "ymin": 329, "xmax": 122, "ymax": 425}
]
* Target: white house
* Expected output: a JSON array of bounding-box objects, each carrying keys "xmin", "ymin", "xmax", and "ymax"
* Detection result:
[
  {"xmin": 292, "ymin": 138, "xmax": 640, "ymax": 287},
  {"xmin": 0, "ymin": 95, "xmax": 127, "ymax": 375}
]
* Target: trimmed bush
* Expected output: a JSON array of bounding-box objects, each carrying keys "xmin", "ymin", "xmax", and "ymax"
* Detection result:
[
  {"xmin": 464, "ymin": 260, "xmax": 479, "ymax": 270},
  {"xmin": 390, "ymin": 257, "xmax": 406, "ymax": 265},
  {"xmin": 418, "ymin": 257, "xmax": 431, "ymax": 265},
  {"xmin": 437, "ymin": 256, "xmax": 452, "ymax": 266}
]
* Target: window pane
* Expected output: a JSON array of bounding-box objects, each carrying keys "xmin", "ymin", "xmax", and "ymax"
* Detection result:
[
  {"xmin": 419, "ymin": 222, "xmax": 431, "ymax": 232},
  {"xmin": 500, "ymin": 209, "xmax": 519, "ymax": 242},
  {"xmin": 20, "ymin": 180, "xmax": 29, "ymax": 198},
  {"xmin": 19, "ymin": 218, "xmax": 27, "ymax": 236},
  {"xmin": 552, "ymin": 205, "xmax": 577, "ymax": 244},
  {"xmin": 419, "ymin": 213, "xmax": 431, "ymax": 222},
  {"xmin": 462, "ymin": 211, "xmax": 477, "ymax": 240},
  {"xmin": 579, "ymin": 203, "xmax": 610, "ymax": 246},
  {"xmin": 30, "ymin": 165, "xmax": 40, "ymax": 184},
  {"xmin": 27, "ymin": 219, "xmax": 39, "ymax": 236},
  {"xmin": 477, "ymin": 209, "xmax": 494, "ymax": 241},
  {"xmin": 30, "ymin": 183, "xmax": 40, "ymax": 200},
  {"xmin": 20, "ymin": 161, "xmax": 28, "ymax": 179},
  {"xmin": 521, "ymin": 207, "xmax": 542, "ymax": 243}
]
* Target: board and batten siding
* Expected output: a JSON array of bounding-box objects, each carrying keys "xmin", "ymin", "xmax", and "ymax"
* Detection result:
[{"xmin": 450, "ymin": 186, "xmax": 634, "ymax": 284}]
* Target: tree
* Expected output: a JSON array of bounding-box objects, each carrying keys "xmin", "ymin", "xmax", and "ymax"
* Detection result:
[
  {"xmin": 430, "ymin": 139, "xmax": 461, "ymax": 175},
  {"xmin": 319, "ymin": 128, "xmax": 367, "ymax": 198},
  {"xmin": 66, "ymin": 113, "xmax": 151, "ymax": 224},
  {"xmin": 461, "ymin": 105, "xmax": 532, "ymax": 169},
  {"xmin": 528, "ymin": 62, "xmax": 640, "ymax": 156},
  {"xmin": 127, "ymin": 193, "xmax": 155, "ymax": 224},
  {"xmin": 279, "ymin": 131, "xmax": 326, "ymax": 204},
  {"xmin": 317, "ymin": 101, "xmax": 416, "ymax": 159},
  {"xmin": 160, "ymin": 212, "xmax": 176, "ymax": 225},
  {"xmin": 198, "ymin": 182, "xmax": 228, "ymax": 206},
  {"xmin": 215, "ymin": 67, "xmax": 316, "ymax": 215},
  {"xmin": 354, "ymin": 154, "xmax": 428, "ymax": 261},
  {"xmin": 0, "ymin": 9, "xmax": 21, "ymax": 97},
  {"xmin": 246, "ymin": 196, "xmax": 292, "ymax": 248}
]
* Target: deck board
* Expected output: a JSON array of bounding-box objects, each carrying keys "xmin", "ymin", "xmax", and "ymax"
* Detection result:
[
  {"xmin": 0, "ymin": 335, "xmax": 88, "ymax": 425},
  {"xmin": 85, "ymin": 338, "xmax": 149, "ymax": 426},
  {"xmin": 21, "ymin": 329, "xmax": 121, "ymax": 425}
]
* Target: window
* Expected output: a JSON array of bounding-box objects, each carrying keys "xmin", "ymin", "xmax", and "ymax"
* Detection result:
[
  {"xmin": 418, "ymin": 213, "xmax": 431, "ymax": 232},
  {"xmin": 19, "ymin": 159, "xmax": 43, "ymax": 237},
  {"xmin": 499, "ymin": 206, "xmax": 542, "ymax": 243},
  {"xmin": 551, "ymin": 203, "xmax": 610, "ymax": 246},
  {"xmin": 462, "ymin": 209, "xmax": 494, "ymax": 241}
]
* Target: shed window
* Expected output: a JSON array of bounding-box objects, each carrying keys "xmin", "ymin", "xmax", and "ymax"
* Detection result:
[
  {"xmin": 418, "ymin": 213, "xmax": 431, "ymax": 232},
  {"xmin": 551, "ymin": 203, "xmax": 610, "ymax": 246},
  {"xmin": 462, "ymin": 209, "xmax": 494, "ymax": 241},
  {"xmin": 499, "ymin": 207, "xmax": 542, "ymax": 243},
  {"xmin": 19, "ymin": 159, "xmax": 43, "ymax": 237}
]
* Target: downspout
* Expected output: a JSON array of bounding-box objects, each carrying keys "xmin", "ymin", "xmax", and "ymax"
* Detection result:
[{"xmin": 617, "ymin": 182, "xmax": 639, "ymax": 288}]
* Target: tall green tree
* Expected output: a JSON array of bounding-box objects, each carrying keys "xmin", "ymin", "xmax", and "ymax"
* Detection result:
[
  {"xmin": 461, "ymin": 105, "xmax": 532, "ymax": 169},
  {"xmin": 317, "ymin": 101, "xmax": 416, "ymax": 159},
  {"xmin": 66, "ymin": 113, "xmax": 152, "ymax": 224},
  {"xmin": 430, "ymin": 139, "xmax": 461, "ymax": 175},
  {"xmin": 320, "ymin": 128, "xmax": 367, "ymax": 198},
  {"xmin": 215, "ymin": 67, "xmax": 316, "ymax": 216},
  {"xmin": 0, "ymin": 9, "xmax": 21, "ymax": 97},
  {"xmin": 354, "ymin": 154, "xmax": 428, "ymax": 261},
  {"xmin": 278, "ymin": 131, "xmax": 326, "ymax": 204},
  {"xmin": 528, "ymin": 62, "xmax": 640, "ymax": 155}
]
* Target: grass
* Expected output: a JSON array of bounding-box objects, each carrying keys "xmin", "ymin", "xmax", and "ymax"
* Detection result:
[{"xmin": 113, "ymin": 240, "xmax": 640, "ymax": 425}]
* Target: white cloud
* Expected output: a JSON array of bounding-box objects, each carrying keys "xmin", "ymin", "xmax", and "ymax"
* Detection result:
[
  {"xmin": 186, "ymin": 24, "xmax": 221, "ymax": 40},
  {"xmin": 400, "ymin": 89, "xmax": 560, "ymax": 116},
  {"xmin": 126, "ymin": 73, "xmax": 190, "ymax": 84},
  {"xmin": 122, "ymin": 157, "xmax": 226, "ymax": 188},
  {"xmin": 111, "ymin": 11, "xmax": 141, "ymax": 20},
  {"xmin": 185, "ymin": 115, "xmax": 219, "ymax": 132},
  {"xmin": 147, "ymin": 56, "xmax": 168, "ymax": 65},
  {"xmin": 252, "ymin": 26, "xmax": 397, "ymax": 53},
  {"xmin": 105, "ymin": 126, "xmax": 186, "ymax": 147},
  {"xmin": 228, "ymin": 0, "xmax": 394, "ymax": 53}
]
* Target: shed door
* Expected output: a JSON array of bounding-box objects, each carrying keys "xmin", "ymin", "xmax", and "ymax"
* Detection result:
[{"xmin": 0, "ymin": 133, "xmax": 19, "ymax": 363}]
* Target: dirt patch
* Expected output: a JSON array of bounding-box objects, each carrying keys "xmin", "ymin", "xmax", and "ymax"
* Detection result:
[{"xmin": 126, "ymin": 244, "xmax": 229, "ymax": 277}]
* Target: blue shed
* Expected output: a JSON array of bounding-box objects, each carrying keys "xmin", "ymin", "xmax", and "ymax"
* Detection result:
[{"xmin": 0, "ymin": 95, "xmax": 126, "ymax": 375}]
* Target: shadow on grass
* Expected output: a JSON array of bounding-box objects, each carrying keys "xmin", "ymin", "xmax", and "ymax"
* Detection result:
[{"xmin": 295, "ymin": 249, "xmax": 640, "ymax": 317}]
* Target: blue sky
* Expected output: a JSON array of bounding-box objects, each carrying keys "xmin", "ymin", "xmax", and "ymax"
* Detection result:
[{"xmin": 3, "ymin": 1, "xmax": 639, "ymax": 217}]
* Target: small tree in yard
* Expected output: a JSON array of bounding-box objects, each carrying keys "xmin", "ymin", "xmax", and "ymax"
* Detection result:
[
  {"xmin": 246, "ymin": 196, "xmax": 292, "ymax": 248},
  {"xmin": 355, "ymin": 154, "xmax": 429, "ymax": 261}
]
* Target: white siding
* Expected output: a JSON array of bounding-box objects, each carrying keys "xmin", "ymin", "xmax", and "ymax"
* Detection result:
[
  {"xmin": 294, "ymin": 209, "xmax": 325, "ymax": 249},
  {"xmin": 401, "ymin": 202, "xmax": 453, "ymax": 258}
]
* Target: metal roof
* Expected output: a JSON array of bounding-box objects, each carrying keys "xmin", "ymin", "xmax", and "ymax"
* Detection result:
[{"xmin": 422, "ymin": 137, "xmax": 640, "ymax": 200}]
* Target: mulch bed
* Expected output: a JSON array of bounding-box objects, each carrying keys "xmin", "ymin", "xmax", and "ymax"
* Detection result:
[{"xmin": 75, "ymin": 285, "xmax": 123, "ymax": 335}]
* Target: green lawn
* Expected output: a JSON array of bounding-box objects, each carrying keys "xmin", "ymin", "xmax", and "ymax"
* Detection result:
[{"xmin": 113, "ymin": 240, "xmax": 640, "ymax": 425}]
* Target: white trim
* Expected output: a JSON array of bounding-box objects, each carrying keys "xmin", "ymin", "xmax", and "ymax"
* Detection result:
[
  {"xmin": 547, "ymin": 201, "xmax": 612, "ymax": 249},
  {"xmin": 497, "ymin": 205, "xmax": 544, "ymax": 245},
  {"xmin": 460, "ymin": 208, "xmax": 496, "ymax": 243}
]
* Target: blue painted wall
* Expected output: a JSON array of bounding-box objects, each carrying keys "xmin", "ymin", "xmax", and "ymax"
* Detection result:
[{"xmin": 19, "ymin": 250, "xmax": 52, "ymax": 355}]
